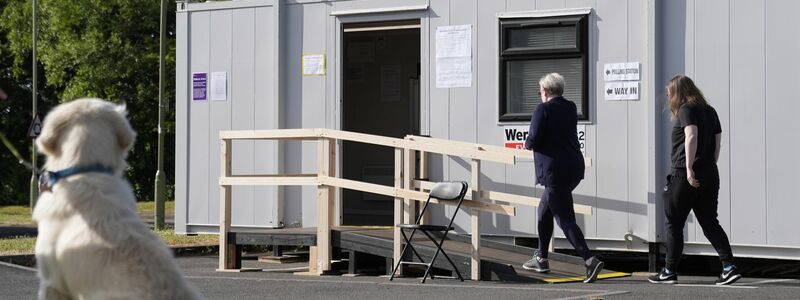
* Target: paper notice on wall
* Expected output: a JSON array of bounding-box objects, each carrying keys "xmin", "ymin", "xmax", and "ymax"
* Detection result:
[
  {"xmin": 302, "ymin": 54, "xmax": 326, "ymax": 76},
  {"xmin": 210, "ymin": 71, "xmax": 227, "ymax": 101},
  {"xmin": 603, "ymin": 62, "xmax": 640, "ymax": 81},
  {"xmin": 604, "ymin": 81, "xmax": 640, "ymax": 101},
  {"xmin": 436, "ymin": 25, "xmax": 472, "ymax": 88},
  {"xmin": 192, "ymin": 73, "xmax": 207, "ymax": 101}
]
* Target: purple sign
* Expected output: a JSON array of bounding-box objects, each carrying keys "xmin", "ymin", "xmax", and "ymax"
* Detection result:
[{"xmin": 193, "ymin": 73, "xmax": 207, "ymax": 101}]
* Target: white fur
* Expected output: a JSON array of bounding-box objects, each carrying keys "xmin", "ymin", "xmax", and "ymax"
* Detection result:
[{"xmin": 33, "ymin": 98, "xmax": 201, "ymax": 300}]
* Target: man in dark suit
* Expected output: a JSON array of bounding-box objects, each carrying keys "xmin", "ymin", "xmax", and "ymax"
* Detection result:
[{"xmin": 521, "ymin": 73, "xmax": 604, "ymax": 283}]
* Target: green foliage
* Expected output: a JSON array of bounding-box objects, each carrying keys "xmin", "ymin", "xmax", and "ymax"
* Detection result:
[
  {"xmin": 0, "ymin": 0, "xmax": 59, "ymax": 205},
  {"xmin": 0, "ymin": 0, "xmax": 177, "ymax": 203}
]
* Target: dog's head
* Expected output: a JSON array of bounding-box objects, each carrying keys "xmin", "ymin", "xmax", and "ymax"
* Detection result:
[{"xmin": 36, "ymin": 98, "xmax": 136, "ymax": 173}]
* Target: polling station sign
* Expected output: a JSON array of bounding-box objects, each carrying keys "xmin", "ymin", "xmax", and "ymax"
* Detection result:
[{"xmin": 603, "ymin": 62, "xmax": 640, "ymax": 81}]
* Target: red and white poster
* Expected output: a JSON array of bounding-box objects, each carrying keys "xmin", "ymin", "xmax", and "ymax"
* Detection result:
[
  {"xmin": 503, "ymin": 125, "xmax": 586, "ymax": 157},
  {"xmin": 503, "ymin": 126, "xmax": 529, "ymax": 149}
]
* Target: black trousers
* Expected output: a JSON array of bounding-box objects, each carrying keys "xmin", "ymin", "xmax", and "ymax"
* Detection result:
[
  {"xmin": 664, "ymin": 167, "xmax": 734, "ymax": 270},
  {"xmin": 537, "ymin": 180, "xmax": 592, "ymax": 261}
]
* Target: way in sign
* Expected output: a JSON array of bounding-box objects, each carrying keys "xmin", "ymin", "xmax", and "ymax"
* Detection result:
[
  {"xmin": 604, "ymin": 81, "xmax": 640, "ymax": 101},
  {"xmin": 607, "ymin": 86, "xmax": 638, "ymax": 95}
]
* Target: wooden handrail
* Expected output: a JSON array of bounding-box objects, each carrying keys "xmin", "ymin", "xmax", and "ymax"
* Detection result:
[
  {"xmin": 319, "ymin": 176, "xmax": 515, "ymax": 216},
  {"xmin": 217, "ymin": 128, "xmax": 596, "ymax": 280},
  {"xmin": 412, "ymin": 180, "xmax": 593, "ymax": 216},
  {"xmin": 405, "ymin": 134, "xmax": 593, "ymax": 167}
]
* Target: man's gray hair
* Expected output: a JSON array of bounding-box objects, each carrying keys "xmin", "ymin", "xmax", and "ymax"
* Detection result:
[{"xmin": 539, "ymin": 73, "xmax": 565, "ymax": 96}]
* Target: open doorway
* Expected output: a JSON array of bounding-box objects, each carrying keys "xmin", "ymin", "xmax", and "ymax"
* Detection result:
[{"xmin": 341, "ymin": 20, "xmax": 421, "ymax": 225}]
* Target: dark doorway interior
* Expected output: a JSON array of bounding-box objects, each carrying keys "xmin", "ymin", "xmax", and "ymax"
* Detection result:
[{"xmin": 341, "ymin": 20, "xmax": 421, "ymax": 225}]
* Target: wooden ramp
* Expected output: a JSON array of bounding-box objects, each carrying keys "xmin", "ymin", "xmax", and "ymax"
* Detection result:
[{"xmin": 233, "ymin": 227, "xmax": 629, "ymax": 283}]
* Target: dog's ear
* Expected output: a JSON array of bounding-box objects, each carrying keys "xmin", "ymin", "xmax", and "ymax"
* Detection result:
[
  {"xmin": 112, "ymin": 103, "xmax": 136, "ymax": 151},
  {"xmin": 36, "ymin": 114, "xmax": 65, "ymax": 157}
]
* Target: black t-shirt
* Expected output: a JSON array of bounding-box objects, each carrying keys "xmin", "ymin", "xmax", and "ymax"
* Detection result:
[{"xmin": 671, "ymin": 103, "xmax": 722, "ymax": 171}]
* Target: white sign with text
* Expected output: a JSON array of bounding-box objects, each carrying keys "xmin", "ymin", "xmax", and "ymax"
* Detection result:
[
  {"xmin": 503, "ymin": 125, "xmax": 587, "ymax": 157},
  {"xmin": 604, "ymin": 81, "xmax": 640, "ymax": 101},
  {"xmin": 603, "ymin": 62, "xmax": 640, "ymax": 81}
]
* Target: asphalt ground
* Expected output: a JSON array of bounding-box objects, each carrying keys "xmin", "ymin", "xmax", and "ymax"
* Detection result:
[{"xmin": 2, "ymin": 255, "xmax": 799, "ymax": 300}]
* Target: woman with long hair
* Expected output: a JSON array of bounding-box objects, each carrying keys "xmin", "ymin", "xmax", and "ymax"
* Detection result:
[{"xmin": 649, "ymin": 75, "xmax": 741, "ymax": 285}]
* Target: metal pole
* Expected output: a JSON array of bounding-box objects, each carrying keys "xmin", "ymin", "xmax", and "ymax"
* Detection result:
[
  {"xmin": 154, "ymin": 0, "xmax": 167, "ymax": 230},
  {"xmin": 29, "ymin": 0, "xmax": 38, "ymax": 210}
]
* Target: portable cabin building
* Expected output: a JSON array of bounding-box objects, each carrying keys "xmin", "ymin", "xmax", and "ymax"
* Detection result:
[{"xmin": 175, "ymin": 0, "xmax": 800, "ymax": 261}]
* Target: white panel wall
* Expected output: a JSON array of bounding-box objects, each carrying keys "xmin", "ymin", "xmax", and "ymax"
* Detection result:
[
  {"xmin": 765, "ymin": 1, "xmax": 800, "ymax": 247},
  {"xmin": 231, "ymin": 8, "xmax": 256, "ymax": 226},
  {"xmin": 693, "ymin": 0, "xmax": 731, "ymax": 244},
  {"xmin": 179, "ymin": 3, "xmax": 280, "ymax": 230},
  {"xmin": 447, "ymin": 0, "xmax": 479, "ymax": 232},
  {"xmin": 729, "ymin": 0, "xmax": 767, "ymax": 245},
  {"xmin": 506, "ymin": 0, "xmax": 536, "ymax": 236},
  {"xmin": 594, "ymin": 0, "xmax": 630, "ymax": 240},
  {"xmin": 207, "ymin": 9, "xmax": 233, "ymax": 226},
  {"xmin": 253, "ymin": 7, "xmax": 281, "ymax": 227},
  {"xmin": 283, "ymin": 3, "xmax": 304, "ymax": 227},
  {"xmin": 660, "ymin": 0, "xmax": 800, "ymax": 253},
  {"xmin": 424, "ymin": 0, "xmax": 451, "ymax": 223},
  {"xmin": 475, "ymin": 0, "xmax": 510, "ymax": 235},
  {"xmin": 175, "ymin": 10, "xmax": 189, "ymax": 233},
  {"xmin": 187, "ymin": 11, "xmax": 211, "ymax": 226},
  {"xmin": 626, "ymin": 0, "xmax": 649, "ymax": 241},
  {"xmin": 177, "ymin": 0, "xmax": 800, "ymax": 256},
  {"xmin": 299, "ymin": 2, "xmax": 328, "ymax": 227}
]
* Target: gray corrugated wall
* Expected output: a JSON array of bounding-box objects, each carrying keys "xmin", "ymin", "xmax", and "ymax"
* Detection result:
[
  {"xmin": 421, "ymin": 0, "xmax": 651, "ymax": 245},
  {"xmin": 176, "ymin": 0, "xmax": 800, "ymax": 254},
  {"xmin": 662, "ymin": 0, "xmax": 800, "ymax": 248},
  {"xmin": 178, "ymin": 2, "xmax": 281, "ymax": 230}
]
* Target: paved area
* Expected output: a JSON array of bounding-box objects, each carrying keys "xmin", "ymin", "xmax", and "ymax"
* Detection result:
[{"xmin": 2, "ymin": 255, "xmax": 798, "ymax": 299}]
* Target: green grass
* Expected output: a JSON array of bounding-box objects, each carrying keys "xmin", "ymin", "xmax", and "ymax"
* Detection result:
[
  {"xmin": 136, "ymin": 200, "xmax": 176, "ymax": 215},
  {"xmin": 0, "ymin": 231, "xmax": 217, "ymax": 256},
  {"xmin": 0, "ymin": 205, "xmax": 34, "ymax": 225},
  {"xmin": 0, "ymin": 236, "xmax": 37, "ymax": 255},
  {"xmin": 0, "ymin": 201, "xmax": 176, "ymax": 226},
  {"xmin": 153, "ymin": 229, "xmax": 218, "ymax": 247},
  {"xmin": 0, "ymin": 201, "xmax": 212, "ymax": 256}
]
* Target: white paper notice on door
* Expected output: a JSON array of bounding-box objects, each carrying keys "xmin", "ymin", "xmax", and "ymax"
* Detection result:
[
  {"xmin": 436, "ymin": 25, "xmax": 472, "ymax": 88},
  {"xmin": 210, "ymin": 71, "xmax": 227, "ymax": 101}
]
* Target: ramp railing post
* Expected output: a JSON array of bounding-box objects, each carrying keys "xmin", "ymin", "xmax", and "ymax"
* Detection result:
[
  {"xmin": 419, "ymin": 151, "xmax": 429, "ymax": 225},
  {"xmin": 393, "ymin": 147, "xmax": 404, "ymax": 275},
  {"xmin": 403, "ymin": 148, "xmax": 415, "ymax": 226},
  {"xmin": 470, "ymin": 158, "xmax": 481, "ymax": 280},
  {"xmin": 218, "ymin": 139, "xmax": 235, "ymax": 270},
  {"xmin": 315, "ymin": 137, "xmax": 335, "ymax": 274}
]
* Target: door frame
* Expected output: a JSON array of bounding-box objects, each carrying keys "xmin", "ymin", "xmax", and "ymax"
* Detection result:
[{"xmin": 332, "ymin": 10, "xmax": 429, "ymax": 226}]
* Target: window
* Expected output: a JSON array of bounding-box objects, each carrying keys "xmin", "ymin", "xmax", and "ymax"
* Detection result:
[{"xmin": 499, "ymin": 14, "xmax": 589, "ymax": 121}]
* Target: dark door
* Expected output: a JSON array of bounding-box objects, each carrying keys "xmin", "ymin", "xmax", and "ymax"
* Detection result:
[{"xmin": 341, "ymin": 21, "xmax": 421, "ymax": 225}]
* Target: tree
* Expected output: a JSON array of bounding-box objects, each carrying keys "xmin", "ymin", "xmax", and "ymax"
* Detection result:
[{"xmin": 1, "ymin": 0, "xmax": 177, "ymax": 203}]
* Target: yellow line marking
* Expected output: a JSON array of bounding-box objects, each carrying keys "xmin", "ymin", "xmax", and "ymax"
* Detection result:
[{"xmin": 543, "ymin": 272, "xmax": 630, "ymax": 283}]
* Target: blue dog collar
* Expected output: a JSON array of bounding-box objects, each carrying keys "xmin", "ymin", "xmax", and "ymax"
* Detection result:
[{"xmin": 38, "ymin": 164, "xmax": 115, "ymax": 192}]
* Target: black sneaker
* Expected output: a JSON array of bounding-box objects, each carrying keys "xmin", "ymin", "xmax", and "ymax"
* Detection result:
[
  {"xmin": 715, "ymin": 266, "xmax": 742, "ymax": 285},
  {"xmin": 648, "ymin": 268, "xmax": 678, "ymax": 284},
  {"xmin": 583, "ymin": 257, "xmax": 604, "ymax": 283},
  {"xmin": 522, "ymin": 250, "xmax": 550, "ymax": 273}
]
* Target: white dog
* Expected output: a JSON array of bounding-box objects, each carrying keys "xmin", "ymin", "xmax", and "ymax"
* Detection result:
[{"xmin": 33, "ymin": 98, "xmax": 201, "ymax": 300}]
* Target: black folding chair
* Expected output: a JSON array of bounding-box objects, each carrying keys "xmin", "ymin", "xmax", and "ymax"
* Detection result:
[{"xmin": 389, "ymin": 181, "xmax": 468, "ymax": 283}]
